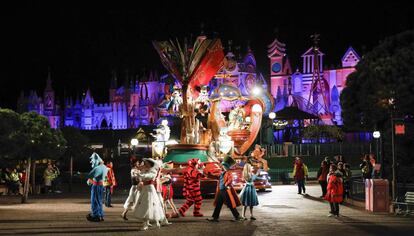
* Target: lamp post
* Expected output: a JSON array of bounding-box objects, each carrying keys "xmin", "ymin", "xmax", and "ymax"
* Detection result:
[
  {"xmin": 388, "ymin": 96, "xmax": 397, "ymax": 205},
  {"xmin": 131, "ymin": 138, "xmax": 139, "ymax": 156},
  {"xmin": 373, "ymin": 130, "xmax": 381, "ymax": 178}
]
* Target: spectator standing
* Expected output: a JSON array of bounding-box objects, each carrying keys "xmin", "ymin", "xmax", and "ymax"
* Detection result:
[
  {"xmin": 19, "ymin": 168, "xmax": 27, "ymax": 195},
  {"xmin": 43, "ymin": 164, "xmax": 55, "ymax": 194},
  {"xmin": 325, "ymin": 164, "xmax": 343, "ymax": 217},
  {"xmin": 343, "ymin": 163, "xmax": 352, "ymax": 200},
  {"xmin": 359, "ymin": 155, "xmax": 373, "ymax": 180},
  {"xmin": 51, "ymin": 163, "xmax": 62, "ymax": 193},
  {"xmin": 317, "ymin": 160, "xmax": 329, "ymax": 198},
  {"xmin": 292, "ymin": 157, "xmax": 308, "ymax": 194},
  {"xmin": 6, "ymin": 168, "xmax": 21, "ymax": 195}
]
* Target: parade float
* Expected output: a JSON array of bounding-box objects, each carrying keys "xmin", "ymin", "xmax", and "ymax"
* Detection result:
[{"xmin": 152, "ymin": 35, "xmax": 273, "ymax": 195}]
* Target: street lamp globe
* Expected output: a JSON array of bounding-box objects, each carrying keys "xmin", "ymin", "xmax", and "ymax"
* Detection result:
[
  {"xmin": 269, "ymin": 112, "xmax": 276, "ymax": 120},
  {"xmin": 252, "ymin": 86, "xmax": 262, "ymax": 96},
  {"xmin": 130, "ymin": 138, "xmax": 139, "ymax": 146},
  {"xmin": 373, "ymin": 131, "xmax": 381, "ymax": 139},
  {"xmin": 252, "ymin": 104, "xmax": 262, "ymax": 113}
]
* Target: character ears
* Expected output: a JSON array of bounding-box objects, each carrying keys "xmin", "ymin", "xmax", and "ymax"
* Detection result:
[{"xmin": 195, "ymin": 85, "xmax": 210, "ymax": 92}]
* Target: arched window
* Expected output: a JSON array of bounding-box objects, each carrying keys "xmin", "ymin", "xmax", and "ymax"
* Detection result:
[{"xmin": 101, "ymin": 119, "xmax": 108, "ymax": 129}]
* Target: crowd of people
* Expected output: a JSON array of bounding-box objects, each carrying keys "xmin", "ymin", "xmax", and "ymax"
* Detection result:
[
  {"xmin": 0, "ymin": 167, "xmax": 24, "ymax": 195},
  {"xmin": 85, "ymin": 151, "xmax": 261, "ymax": 231},
  {"xmin": 0, "ymin": 162, "xmax": 61, "ymax": 195},
  {"xmin": 293, "ymin": 155, "xmax": 351, "ymax": 217},
  {"xmin": 292, "ymin": 153, "xmax": 380, "ymax": 218}
]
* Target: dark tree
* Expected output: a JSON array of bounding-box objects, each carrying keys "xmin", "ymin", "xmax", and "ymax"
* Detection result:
[
  {"xmin": 61, "ymin": 126, "xmax": 89, "ymax": 191},
  {"xmin": 341, "ymin": 30, "xmax": 414, "ymax": 183},
  {"xmin": 341, "ymin": 30, "xmax": 414, "ymax": 130}
]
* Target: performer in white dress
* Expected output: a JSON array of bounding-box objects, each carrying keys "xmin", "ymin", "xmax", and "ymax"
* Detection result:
[
  {"xmin": 121, "ymin": 158, "xmax": 141, "ymax": 220},
  {"xmin": 133, "ymin": 158, "xmax": 166, "ymax": 231}
]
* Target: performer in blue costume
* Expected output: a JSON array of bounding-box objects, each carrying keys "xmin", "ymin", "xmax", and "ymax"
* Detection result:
[{"xmin": 86, "ymin": 152, "xmax": 108, "ymax": 222}]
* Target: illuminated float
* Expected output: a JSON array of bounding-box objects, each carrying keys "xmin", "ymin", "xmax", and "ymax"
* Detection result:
[{"xmin": 152, "ymin": 36, "xmax": 273, "ymax": 195}]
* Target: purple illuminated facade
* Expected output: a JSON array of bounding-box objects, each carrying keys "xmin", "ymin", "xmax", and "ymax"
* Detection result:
[
  {"xmin": 18, "ymin": 70, "xmax": 166, "ymax": 129},
  {"xmin": 17, "ymin": 39, "xmax": 359, "ymax": 130},
  {"xmin": 269, "ymin": 38, "xmax": 360, "ymax": 125}
]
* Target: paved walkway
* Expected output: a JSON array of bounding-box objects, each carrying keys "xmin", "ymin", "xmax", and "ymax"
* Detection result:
[{"xmin": 0, "ymin": 184, "xmax": 413, "ymax": 236}]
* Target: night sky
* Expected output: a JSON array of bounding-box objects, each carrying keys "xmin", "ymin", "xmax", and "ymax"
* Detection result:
[{"xmin": 2, "ymin": 1, "xmax": 413, "ymax": 109}]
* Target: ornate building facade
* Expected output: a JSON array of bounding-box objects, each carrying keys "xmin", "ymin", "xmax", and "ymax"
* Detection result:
[
  {"xmin": 268, "ymin": 38, "xmax": 360, "ymax": 125},
  {"xmin": 18, "ymin": 70, "xmax": 166, "ymax": 129},
  {"xmin": 18, "ymin": 38, "xmax": 359, "ymax": 129}
]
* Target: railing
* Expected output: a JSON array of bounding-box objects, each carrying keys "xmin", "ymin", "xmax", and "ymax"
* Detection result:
[
  {"xmin": 263, "ymin": 142, "xmax": 373, "ymax": 158},
  {"xmin": 348, "ymin": 177, "xmax": 414, "ymax": 202},
  {"xmin": 349, "ymin": 177, "xmax": 365, "ymax": 201}
]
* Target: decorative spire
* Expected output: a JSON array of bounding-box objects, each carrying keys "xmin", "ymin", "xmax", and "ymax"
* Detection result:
[
  {"xmin": 310, "ymin": 33, "xmax": 320, "ymax": 49},
  {"xmin": 123, "ymin": 69, "xmax": 130, "ymax": 88},
  {"xmin": 45, "ymin": 67, "xmax": 52, "ymax": 90},
  {"xmin": 228, "ymin": 40, "xmax": 233, "ymax": 52},
  {"xmin": 247, "ymin": 40, "xmax": 252, "ymax": 53},
  {"xmin": 110, "ymin": 70, "xmax": 118, "ymax": 89},
  {"xmin": 200, "ymin": 22, "xmax": 205, "ymax": 36},
  {"xmin": 287, "ymin": 76, "xmax": 292, "ymax": 95}
]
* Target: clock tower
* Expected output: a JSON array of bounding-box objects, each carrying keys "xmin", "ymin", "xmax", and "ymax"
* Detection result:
[{"xmin": 268, "ymin": 38, "xmax": 291, "ymax": 98}]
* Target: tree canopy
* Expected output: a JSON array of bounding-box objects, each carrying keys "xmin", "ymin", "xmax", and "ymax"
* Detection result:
[
  {"xmin": 61, "ymin": 126, "xmax": 89, "ymax": 161},
  {"xmin": 340, "ymin": 30, "xmax": 414, "ymax": 182},
  {"xmin": 341, "ymin": 30, "xmax": 414, "ymax": 130},
  {"xmin": 0, "ymin": 110, "xmax": 66, "ymax": 162},
  {"xmin": 302, "ymin": 125, "xmax": 344, "ymax": 143}
]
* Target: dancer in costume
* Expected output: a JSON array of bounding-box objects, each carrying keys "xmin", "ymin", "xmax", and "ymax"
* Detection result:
[
  {"xmin": 179, "ymin": 158, "xmax": 205, "ymax": 217},
  {"xmin": 154, "ymin": 158, "xmax": 172, "ymax": 225},
  {"xmin": 239, "ymin": 162, "xmax": 259, "ymax": 220},
  {"xmin": 86, "ymin": 152, "xmax": 108, "ymax": 222},
  {"xmin": 133, "ymin": 158, "xmax": 166, "ymax": 231},
  {"xmin": 121, "ymin": 157, "xmax": 141, "ymax": 220},
  {"xmin": 104, "ymin": 160, "xmax": 117, "ymax": 207},
  {"xmin": 161, "ymin": 170, "xmax": 179, "ymax": 218},
  {"xmin": 207, "ymin": 158, "xmax": 244, "ymax": 222}
]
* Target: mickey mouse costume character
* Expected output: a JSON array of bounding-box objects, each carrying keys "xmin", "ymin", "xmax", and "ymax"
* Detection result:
[
  {"xmin": 86, "ymin": 152, "xmax": 108, "ymax": 222},
  {"xmin": 195, "ymin": 85, "xmax": 210, "ymax": 110},
  {"xmin": 179, "ymin": 158, "xmax": 205, "ymax": 217}
]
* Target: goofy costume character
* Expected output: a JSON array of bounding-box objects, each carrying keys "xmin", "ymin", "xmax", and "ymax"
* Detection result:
[
  {"xmin": 207, "ymin": 160, "xmax": 243, "ymax": 222},
  {"xmin": 179, "ymin": 158, "xmax": 205, "ymax": 217},
  {"xmin": 86, "ymin": 152, "xmax": 108, "ymax": 222}
]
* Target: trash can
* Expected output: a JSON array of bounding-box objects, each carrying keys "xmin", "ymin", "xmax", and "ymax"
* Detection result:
[{"xmin": 369, "ymin": 179, "xmax": 389, "ymax": 212}]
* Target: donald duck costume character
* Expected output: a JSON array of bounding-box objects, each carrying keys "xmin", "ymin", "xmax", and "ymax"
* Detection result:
[{"xmin": 86, "ymin": 152, "xmax": 108, "ymax": 222}]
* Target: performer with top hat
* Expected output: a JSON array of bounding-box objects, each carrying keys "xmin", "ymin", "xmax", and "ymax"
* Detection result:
[{"xmin": 207, "ymin": 156, "xmax": 244, "ymax": 222}]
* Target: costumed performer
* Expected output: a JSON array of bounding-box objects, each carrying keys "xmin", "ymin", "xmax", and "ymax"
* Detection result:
[{"xmin": 86, "ymin": 152, "xmax": 108, "ymax": 222}]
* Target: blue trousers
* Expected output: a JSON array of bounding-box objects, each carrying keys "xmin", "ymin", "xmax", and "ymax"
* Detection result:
[
  {"xmin": 91, "ymin": 184, "xmax": 104, "ymax": 218},
  {"xmin": 104, "ymin": 186, "xmax": 112, "ymax": 207},
  {"xmin": 297, "ymin": 179, "xmax": 306, "ymax": 194}
]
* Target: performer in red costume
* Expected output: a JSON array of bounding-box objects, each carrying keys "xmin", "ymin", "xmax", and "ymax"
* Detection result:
[{"xmin": 179, "ymin": 158, "xmax": 205, "ymax": 217}]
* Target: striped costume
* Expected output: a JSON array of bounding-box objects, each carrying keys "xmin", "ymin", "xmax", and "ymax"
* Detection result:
[{"xmin": 179, "ymin": 159, "xmax": 204, "ymax": 217}]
